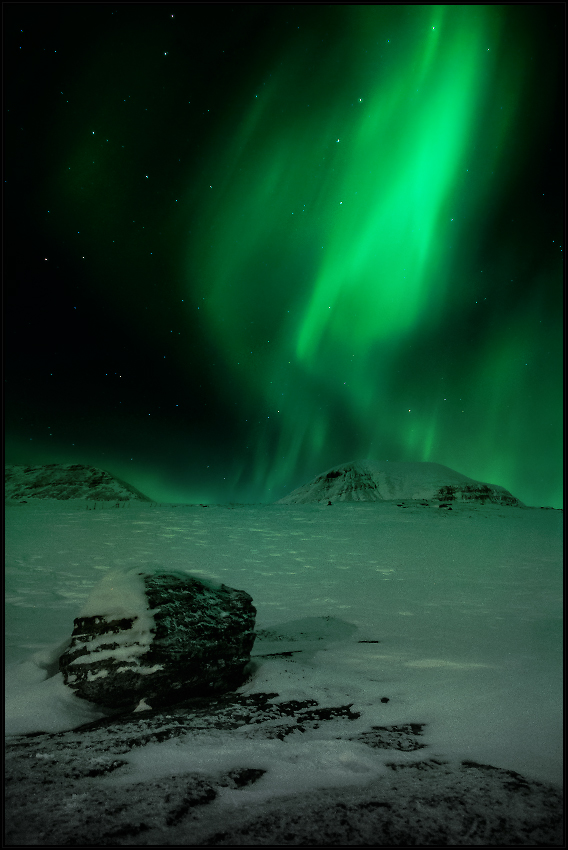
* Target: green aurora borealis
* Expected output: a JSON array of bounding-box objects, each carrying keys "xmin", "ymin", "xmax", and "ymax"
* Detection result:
[{"xmin": 5, "ymin": 5, "xmax": 563, "ymax": 506}]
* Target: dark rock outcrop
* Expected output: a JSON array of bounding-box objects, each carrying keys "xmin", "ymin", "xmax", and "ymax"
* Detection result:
[{"xmin": 59, "ymin": 571, "xmax": 256, "ymax": 710}]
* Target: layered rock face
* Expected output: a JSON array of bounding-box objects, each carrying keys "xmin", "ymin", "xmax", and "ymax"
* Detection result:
[{"xmin": 59, "ymin": 571, "xmax": 256, "ymax": 710}]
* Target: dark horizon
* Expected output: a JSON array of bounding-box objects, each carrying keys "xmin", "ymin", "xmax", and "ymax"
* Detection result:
[{"xmin": 4, "ymin": 5, "xmax": 563, "ymax": 508}]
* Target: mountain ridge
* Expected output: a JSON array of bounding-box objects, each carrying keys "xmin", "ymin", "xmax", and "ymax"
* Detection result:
[{"xmin": 4, "ymin": 463, "xmax": 152, "ymax": 503}]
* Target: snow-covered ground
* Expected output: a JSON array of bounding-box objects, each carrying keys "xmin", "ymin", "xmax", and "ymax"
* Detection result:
[{"xmin": 5, "ymin": 499, "xmax": 563, "ymax": 802}]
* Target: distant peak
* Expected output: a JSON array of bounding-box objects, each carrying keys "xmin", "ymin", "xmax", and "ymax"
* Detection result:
[{"xmin": 276, "ymin": 460, "xmax": 523, "ymax": 506}]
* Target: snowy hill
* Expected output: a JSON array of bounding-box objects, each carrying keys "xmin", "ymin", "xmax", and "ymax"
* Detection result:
[
  {"xmin": 4, "ymin": 464, "xmax": 152, "ymax": 503},
  {"xmin": 277, "ymin": 460, "xmax": 524, "ymax": 506}
]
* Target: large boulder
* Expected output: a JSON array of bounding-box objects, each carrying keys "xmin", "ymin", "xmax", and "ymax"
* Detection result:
[{"xmin": 58, "ymin": 569, "xmax": 256, "ymax": 711}]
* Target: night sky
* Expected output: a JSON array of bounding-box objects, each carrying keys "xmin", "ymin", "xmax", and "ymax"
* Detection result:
[{"xmin": 4, "ymin": 4, "xmax": 564, "ymax": 507}]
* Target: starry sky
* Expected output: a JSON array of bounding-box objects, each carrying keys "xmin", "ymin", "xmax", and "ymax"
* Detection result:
[{"xmin": 4, "ymin": 4, "xmax": 564, "ymax": 507}]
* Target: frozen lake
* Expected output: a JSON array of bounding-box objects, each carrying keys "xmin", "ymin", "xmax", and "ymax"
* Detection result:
[{"xmin": 5, "ymin": 500, "xmax": 563, "ymax": 793}]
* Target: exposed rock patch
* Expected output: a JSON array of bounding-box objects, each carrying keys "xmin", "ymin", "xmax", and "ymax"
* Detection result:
[{"xmin": 5, "ymin": 693, "xmax": 562, "ymax": 845}]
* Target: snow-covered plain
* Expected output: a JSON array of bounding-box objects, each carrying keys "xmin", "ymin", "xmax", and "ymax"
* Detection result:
[{"xmin": 5, "ymin": 498, "xmax": 563, "ymax": 805}]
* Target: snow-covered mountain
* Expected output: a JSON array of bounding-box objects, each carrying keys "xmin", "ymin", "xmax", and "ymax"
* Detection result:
[
  {"xmin": 4, "ymin": 464, "xmax": 152, "ymax": 503},
  {"xmin": 276, "ymin": 460, "xmax": 524, "ymax": 506}
]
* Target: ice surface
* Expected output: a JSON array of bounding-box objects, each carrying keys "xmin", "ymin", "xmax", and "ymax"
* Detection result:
[{"xmin": 5, "ymin": 500, "xmax": 563, "ymax": 795}]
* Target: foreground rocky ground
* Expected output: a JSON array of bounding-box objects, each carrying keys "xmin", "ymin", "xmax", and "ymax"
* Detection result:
[{"xmin": 5, "ymin": 689, "xmax": 563, "ymax": 846}]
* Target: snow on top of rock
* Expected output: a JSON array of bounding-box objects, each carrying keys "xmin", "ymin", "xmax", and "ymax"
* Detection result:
[
  {"xmin": 75, "ymin": 567, "xmax": 226, "ymax": 669},
  {"xmin": 75, "ymin": 568, "xmax": 158, "ymax": 666},
  {"xmin": 78, "ymin": 567, "xmax": 223, "ymax": 620},
  {"xmin": 4, "ymin": 463, "xmax": 151, "ymax": 502},
  {"xmin": 78, "ymin": 568, "xmax": 150, "ymax": 619},
  {"xmin": 276, "ymin": 460, "xmax": 523, "ymax": 505}
]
